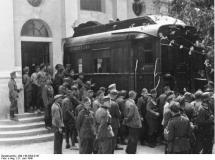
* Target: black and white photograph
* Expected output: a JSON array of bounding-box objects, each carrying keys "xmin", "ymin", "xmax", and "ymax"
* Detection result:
[{"xmin": 0, "ymin": 0, "xmax": 214, "ymax": 157}]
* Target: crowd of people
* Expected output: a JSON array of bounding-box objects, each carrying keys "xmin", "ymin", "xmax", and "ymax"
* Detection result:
[{"xmin": 8, "ymin": 63, "xmax": 214, "ymax": 154}]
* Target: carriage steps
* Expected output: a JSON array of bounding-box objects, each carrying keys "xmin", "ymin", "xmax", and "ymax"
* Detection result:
[{"xmin": 0, "ymin": 112, "xmax": 54, "ymax": 145}]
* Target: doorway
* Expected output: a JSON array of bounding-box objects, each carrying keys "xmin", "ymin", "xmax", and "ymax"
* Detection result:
[{"xmin": 21, "ymin": 42, "xmax": 50, "ymax": 72}]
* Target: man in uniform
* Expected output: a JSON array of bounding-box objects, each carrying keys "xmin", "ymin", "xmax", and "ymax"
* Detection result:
[
  {"xmin": 137, "ymin": 88, "xmax": 149, "ymax": 145},
  {"xmin": 62, "ymin": 90, "xmax": 76, "ymax": 149},
  {"xmin": 51, "ymin": 94, "xmax": 64, "ymax": 154},
  {"xmin": 195, "ymin": 92, "xmax": 214, "ymax": 154},
  {"xmin": 164, "ymin": 102, "xmax": 192, "ymax": 154},
  {"xmin": 95, "ymin": 98, "xmax": 114, "ymax": 154},
  {"xmin": 108, "ymin": 89, "xmax": 121, "ymax": 152},
  {"xmin": 8, "ymin": 71, "xmax": 21, "ymax": 120},
  {"xmin": 76, "ymin": 97, "xmax": 96, "ymax": 154},
  {"xmin": 123, "ymin": 91, "xmax": 142, "ymax": 154}
]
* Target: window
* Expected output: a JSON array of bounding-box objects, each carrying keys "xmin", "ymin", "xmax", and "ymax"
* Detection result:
[
  {"xmin": 78, "ymin": 58, "xmax": 83, "ymax": 73},
  {"xmin": 144, "ymin": 41, "xmax": 154, "ymax": 64},
  {"xmin": 21, "ymin": 19, "xmax": 49, "ymax": 37},
  {"xmin": 80, "ymin": 0, "xmax": 102, "ymax": 12},
  {"xmin": 94, "ymin": 58, "xmax": 110, "ymax": 73}
]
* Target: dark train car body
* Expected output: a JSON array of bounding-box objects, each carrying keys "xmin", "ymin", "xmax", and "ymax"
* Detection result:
[{"xmin": 64, "ymin": 17, "xmax": 206, "ymax": 94}]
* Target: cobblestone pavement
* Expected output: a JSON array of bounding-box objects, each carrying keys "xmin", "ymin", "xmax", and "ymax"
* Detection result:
[{"xmin": 0, "ymin": 141, "xmax": 164, "ymax": 154}]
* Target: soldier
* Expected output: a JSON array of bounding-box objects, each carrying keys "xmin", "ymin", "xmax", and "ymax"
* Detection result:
[
  {"xmin": 62, "ymin": 90, "xmax": 76, "ymax": 149},
  {"xmin": 95, "ymin": 98, "xmax": 114, "ymax": 154},
  {"xmin": 108, "ymin": 89, "xmax": 121, "ymax": 152},
  {"xmin": 93, "ymin": 90, "xmax": 104, "ymax": 113},
  {"xmin": 53, "ymin": 64, "xmax": 64, "ymax": 94},
  {"xmin": 116, "ymin": 90, "xmax": 127, "ymax": 145},
  {"xmin": 22, "ymin": 66, "xmax": 32, "ymax": 112},
  {"xmin": 76, "ymin": 97, "xmax": 96, "ymax": 154},
  {"xmin": 43, "ymin": 78, "xmax": 54, "ymax": 129},
  {"xmin": 8, "ymin": 71, "xmax": 22, "ymax": 120},
  {"xmin": 123, "ymin": 90, "xmax": 142, "ymax": 154},
  {"xmin": 145, "ymin": 89, "xmax": 160, "ymax": 148},
  {"xmin": 30, "ymin": 65, "xmax": 40, "ymax": 112},
  {"xmin": 51, "ymin": 94, "xmax": 64, "ymax": 154},
  {"xmin": 164, "ymin": 102, "xmax": 192, "ymax": 154},
  {"xmin": 195, "ymin": 92, "xmax": 214, "ymax": 154},
  {"xmin": 137, "ymin": 88, "xmax": 149, "ymax": 145}
]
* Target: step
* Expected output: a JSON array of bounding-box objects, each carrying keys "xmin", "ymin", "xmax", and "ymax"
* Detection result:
[
  {"xmin": 0, "ymin": 127, "xmax": 51, "ymax": 138},
  {"xmin": 7, "ymin": 112, "xmax": 44, "ymax": 119},
  {"xmin": 0, "ymin": 133, "xmax": 54, "ymax": 145},
  {"xmin": 0, "ymin": 116, "xmax": 44, "ymax": 125},
  {"xmin": 0, "ymin": 122, "xmax": 45, "ymax": 131}
]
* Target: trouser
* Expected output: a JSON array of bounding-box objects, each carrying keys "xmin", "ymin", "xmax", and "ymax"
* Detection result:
[
  {"xmin": 112, "ymin": 128, "xmax": 119, "ymax": 153},
  {"xmin": 10, "ymin": 99, "xmax": 18, "ymax": 118},
  {"xmin": 54, "ymin": 130, "xmax": 63, "ymax": 154},
  {"xmin": 24, "ymin": 90, "xmax": 32, "ymax": 112},
  {"xmin": 139, "ymin": 120, "xmax": 148, "ymax": 144},
  {"xmin": 98, "ymin": 138, "xmax": 113, "ymax": 154},
  {"xmin": 65, "ymin": 126, "xmax": 76, "ymax": 146},
  {"xmin": 118, "ymin": 124, "xmax": 128, "ymax": 143},
  {"xmin": 79, "ymin": 138, "xmax": 95, "ymax": 154},
  {"xmin": 31, "ymin": 84, "xmax": 38, "ymax": 109},
  {"xmin": 36, "ymin": 86, "xmax": 44, "ymax": 110},
  {"xmin": 196, "ymin": 134, "xmax": 213, "ymax": 154},
  {"xmin": 126, "ymin": 127, "xmax": 139, "ymax": 154},
  {"xmin": 44, "ymin": 104, "xmax": 52, "ymax": 127}
]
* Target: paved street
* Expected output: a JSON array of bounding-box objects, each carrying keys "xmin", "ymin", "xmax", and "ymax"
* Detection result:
[{"xmin": 0, "ymin": 140, "xmax": 164, "ymax": 154}]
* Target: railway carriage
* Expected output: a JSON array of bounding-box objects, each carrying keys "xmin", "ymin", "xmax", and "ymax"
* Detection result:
[{"xmin": 64, "ymin": 15, "xmax": 206, "ymax": 94}]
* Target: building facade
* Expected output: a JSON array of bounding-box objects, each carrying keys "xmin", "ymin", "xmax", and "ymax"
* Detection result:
[{"xmin": 0, "ymin": 0, "xmax": 169, "ymax": 118}]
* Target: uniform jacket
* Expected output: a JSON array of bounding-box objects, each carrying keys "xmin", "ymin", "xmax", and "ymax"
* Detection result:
[
  {"xmin": 165, "ymin": 113, "xmax": 192, "ymax": 153},
  {"xmin": 116, "ymin": 97, "xmax": 126, "ymax": 119},
  {"xmin": 108, "ymin": 99, "xmax": 121, "ymax": 129},
  {"xmin": 137, "ymin": 96, "xmax": 148, "ymax": 119},
  {"xmin": 123, "ymin": 99, "xmax": 142, "ymax": 128},
  {"xmin": 22, "ymin": 74, "xmax": 32, "ymax": 92},
  {"xmin": 8, "ymin": 78, "xmax": 19, "ymax": 101},
  {"xmin": 76, "ymin": 108, "xmax": 96, "ymax": 139},
  {"xmin": 145, "ymin": 98, "xmax": 160, "ymax": 120},
  {"xmin": 184, "ymin": 102, "xmax": 195, "ymax": 121},
  {"xmin": 196, "ymin": 103, "xmax": 214, "ymax": 137},
  {"xmin": 62, "ymin": 97, "xmax": 75, "ymax": 127},
  {"xmin": 95, "ymin": 107, "xmax": 114, "ymax": 139},
  {"xmin": 42, "ymin": 84, "xmax": 54, "ymax": 107},
  {"xmin": 51, "ymin": 102, "xmax": 64, "ymax": 129},
  {"xmin": 92, "ymin": 99, "xmax": 102, "ymax": 113},
  {"xmin": 157, "ymin": 93, "xmax": 167, "ymax": 114}
]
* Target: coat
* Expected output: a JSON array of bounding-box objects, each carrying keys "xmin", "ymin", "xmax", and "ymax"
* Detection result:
[
  {"xmin": 137, "ymin": 96, "xmax": 148, "ymax": 119},
  {"xmin": 76, "ymin": 108, "xmax": 96, "ymax": 139},
  {"xmin": 51, "ymin": 102, "xmax": 64, "ymax": 129},
  {"xmin": 95, "ymin": 107, "xmax": 114, "ymax": 139},
  {"xmin": 123, "ymin": 99, "xmax": 142, "ymax": 128},
  {"xmin": 22, "ymin": 73, "xmax": 32, "ymax": 93},
  {"xmin": 62, "ymin": 97, "xmax": 76, "ymax": 128},
  {"xmin": 108, "ymin": 99, "xmax": 121, "ymax": 129},
  {"xmin": 165, "ymin": 113, "xmax": 192, "ymax": 153},
  {"xmin": 8, "ymin": 78, "xmax": 19, "ymax": 102},
  {"xmin": 196, "ymin": 103, "xmax": 214, "ymax": 137},
  {"xmin": 42, "ymin": 84, "xmax": 54, "ymax": 107}
]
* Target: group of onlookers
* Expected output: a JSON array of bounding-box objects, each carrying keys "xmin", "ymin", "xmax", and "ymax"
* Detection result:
[{"xmin": 8, "ymin": 63, "xmax": 214, "ymax": 154}]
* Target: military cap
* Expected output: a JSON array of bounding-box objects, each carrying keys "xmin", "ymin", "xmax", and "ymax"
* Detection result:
[
  {"xmin": 71, "ymin": 85, "xmax": 78, "ymax": 90},
  {"xmin": 54, "ymin": 94, "xmax": 63, "ymax": 100},
  {"xmin": 194, "ymin": 90, "xmax": 203, "ymax": 99},
  {"xmin": 202, "ymin": 92, "xmax": 210, "ymax": 101},
  {"xmin": 108, "ymin": 83, "xmax": 116, "ymax": 90}
]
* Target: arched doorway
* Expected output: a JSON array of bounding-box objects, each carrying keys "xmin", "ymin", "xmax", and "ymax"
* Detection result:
[{"xmin": 21, "ymin": 19, "xmax": 52, "ymax": 74}]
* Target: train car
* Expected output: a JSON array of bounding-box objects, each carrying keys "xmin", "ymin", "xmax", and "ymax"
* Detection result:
[{"xmin": 64, "ymin": 16, "xmax": 206, "ymax": 94}]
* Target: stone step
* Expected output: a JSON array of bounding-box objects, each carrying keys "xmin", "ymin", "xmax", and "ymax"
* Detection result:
[
  {"xmin": 0, "ymin": 127, "xmax": 51, "ymax": 138},
  {"xmin": 0, "ymin": 116, "xmax": 44, "ymax": 125},
  {"xmin": 7, "ymin": 112, "xmax": 44, "ymax": 119},
  {"xmin": 0, "ymin": 133, "xmax": 54, "ymax": 145},
  {"xmin": 0, "ymin": 122, "xmax": 45, "ymax": 131}
]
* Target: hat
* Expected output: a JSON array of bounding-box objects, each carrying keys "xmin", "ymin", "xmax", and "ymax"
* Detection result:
[
  {"xmin": 71, "ymin": 85, "xmax": 78, "ymax": 90},
  {"xmin": 54, "ymin": 94, "xmax": 63, "ymax": 100},
  {"xmin": 110, "ymin": 89, "xmax": 118, "ymax": 95},
  {"xmin": 108, "ymin": 83, "xmax": 116, "ymax": 90},
  {"xmin": 202, "ymin": 92, "xmax": 210, "ymax": 101},
  {"xmin": 184, "ymin": 92, "xmax": 193, "ymax": 101},
  {"xmin": 10, "ymin": 71, "xmax": 16, "ymax": 77}
]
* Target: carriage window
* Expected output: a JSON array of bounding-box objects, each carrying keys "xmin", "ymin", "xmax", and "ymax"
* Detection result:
[
  {"xmin": 78, "ymin": 58, "xmax": 83, "ymax": 73},
  {"xmin": 94, "ymin": 58, "xmax": 110, "ymax": 73},
  {"xmin": 144, "ymin": 41, "xmax": 153, "ymax": 64}
]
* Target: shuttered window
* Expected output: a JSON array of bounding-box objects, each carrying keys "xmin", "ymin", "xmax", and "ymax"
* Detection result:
[{"xmin": 80, "ymin": 0, "xmax": 102, "ymax": 12}]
